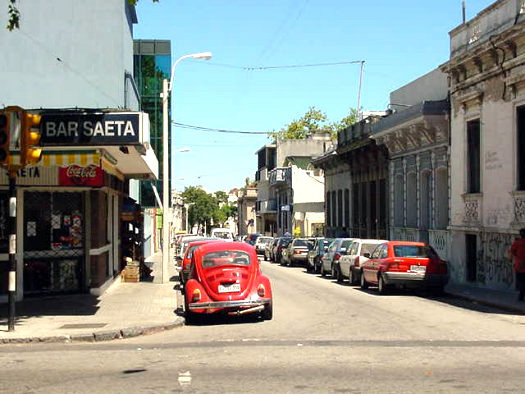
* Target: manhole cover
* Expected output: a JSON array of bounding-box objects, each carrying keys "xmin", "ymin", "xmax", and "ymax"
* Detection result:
[{"xmin": 60, "ymin": 323, "xmax": 107, "ymax": 329}]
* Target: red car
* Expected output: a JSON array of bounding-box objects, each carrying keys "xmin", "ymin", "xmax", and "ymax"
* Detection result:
[
  {"xmin": 184, "ymin": 241, "xmax": 273, "ymax": 322},
  {"xmin": 179, "ymin": 239, "xmax": 220, "ymax": 286},
  {"xmin": 360, "ymin": 241, "xmax": 448, "ymax": 295}
]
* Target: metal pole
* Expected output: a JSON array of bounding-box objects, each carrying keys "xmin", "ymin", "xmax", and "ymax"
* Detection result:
[
  {"xmin": 161, "ymin": 78, "xmax": 169, "ymax": 283},
  {"xmin": 7, "ymin": 171, "xmax": 16, "ymax": 331},
  {"xmin": 185, "ymin": 204, "xmax": 189, "ymax": 232},
  {"xmin": 357, "ymin": 61, "xmax": 365, "ymax": 121}
]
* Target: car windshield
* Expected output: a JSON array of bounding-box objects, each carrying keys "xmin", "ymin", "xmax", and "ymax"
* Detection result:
[
  {"xmin": 294, "ymin": 239, "xmax": 309, "ymax": 247},
  {"xmin": 361, "ymin": 243, "xmax": 380, "ymax": 256},
  {"xmin": 393, "ymin": 245, "xmax": 435, "ymax": 258},
  {"xmin": 258, "ymin": 237, "xmax": 273, "ymax": 244},
  {"xmin": 280, "ymin": 238, "xmax": 292, "ymax": 246},
  {"xmin": 201, "ymin": 250, "xmax": 252, "ymax": 267},
  {"xmin": 213, "ymin": 232, "xmax": 232, "ymax": 240}
]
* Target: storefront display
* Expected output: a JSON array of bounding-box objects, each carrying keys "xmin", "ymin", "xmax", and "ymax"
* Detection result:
[{"xmin": 24, "ymin": 192, "xmax": 84, "ymax": 294}]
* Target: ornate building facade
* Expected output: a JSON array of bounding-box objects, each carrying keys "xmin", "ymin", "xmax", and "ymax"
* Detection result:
[{"xmin": 440, "ymin": 0, "xmax": 525, "ymax": 289}]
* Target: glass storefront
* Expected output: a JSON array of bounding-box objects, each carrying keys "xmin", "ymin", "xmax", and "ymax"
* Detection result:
[{"xmin": 23, "ymin": 192, "xmax": 85, "ymax": 295}]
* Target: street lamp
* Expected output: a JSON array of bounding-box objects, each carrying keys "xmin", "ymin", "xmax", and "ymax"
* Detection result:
[{"xmin": 161, "ymin": 51, "xmax": 212, "ymax": 283}]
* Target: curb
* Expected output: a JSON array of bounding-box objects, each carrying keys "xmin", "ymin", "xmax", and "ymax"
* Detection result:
[
  {"xmin": 446, "ymin": 291, "xmax": 525, "ymax": 315},
  {"xmin": 0, "ymin": 317, "xmax": 185, "ymax": 345}
]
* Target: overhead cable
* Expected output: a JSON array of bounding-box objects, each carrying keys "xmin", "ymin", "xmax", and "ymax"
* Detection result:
[
  {"xmin": 195, "ymin": 59, "xmax": 364, "ymax": 71},
  {"xmin": 173, "ymin": 121, "xmax": 270, "ymax": 135}
]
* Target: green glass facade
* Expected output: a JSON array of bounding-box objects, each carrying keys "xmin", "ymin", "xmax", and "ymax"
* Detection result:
[{"xmin": 133, "ymin": 40, "xmax": 171, "ymax": 207}]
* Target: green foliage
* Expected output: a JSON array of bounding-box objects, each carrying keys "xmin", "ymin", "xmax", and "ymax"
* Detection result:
[
  {"xmin": 269, "ymin": 106, "xmax": 358, "ymax": 141},
  {"xmin": 6, "ymin": 0, "xmax": 19, "ymax": 31},
  {"xmin": 214, "ymin": 191, "xmax": 228, "ymax": 204},
  {"xmin": 182, "ymin": 187, "xmax": 236, "ymax": 230}
]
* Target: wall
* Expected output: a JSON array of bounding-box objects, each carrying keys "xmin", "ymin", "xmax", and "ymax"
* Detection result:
[
  {"xmin": 0, "ymin": 0, "xmax": 137, "ymax": 109},
  {"xmin": 276, "ymin": 138, "xmax": 330, "ymax": 167},
  {"xmin": 389, "ymin": 69, "xmax": 448, "ymax": 111}
]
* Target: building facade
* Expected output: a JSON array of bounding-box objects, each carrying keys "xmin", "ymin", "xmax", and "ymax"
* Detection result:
[
  {"xmin": 440, "ymin": 0, "xmax": 525, "ymax": 290},
  {"xmin": 314, "ymin": 116, "xmax": 389, "ymax": 239},
  {"xmin": 257, "ymin": 134, "xmax": 330, "ymax": 237},
  {"xmin": 371, "ymin": 69, "xmax": 451, "ymax": 261},
  {"xmin": 237, "ymin": 187, "xmax": 257, "ymax": 236},
  {"xmin": 0, "ymin": 1, "xmax": 158, "ymax": 300}
]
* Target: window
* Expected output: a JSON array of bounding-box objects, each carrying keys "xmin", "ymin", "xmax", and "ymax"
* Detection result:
[
  {"xmin": 393, "ymin": 245, "xmax": 435, "ymax": 258},
  {"xmin": 361, "ymin": 243, "xmax": 380, "ymax": 256},
  {"xmin": 331, "ymin": 192, "xmax": 337, "ymax": 228},
  {"xmin": 380, "ymin": 245, "xmax": 388, "ymax": 259},
  {"xmin": 349, "ymin": 242, "xmax": 359, "ymax": 256},
  {"xmin": 201, "ymin": 250, "xmax": 251, "ymax": 267},
  {"xmin": 371, "ymin": 244, "xmax": 385, "ymax": 259},
  {"xmin": 341, "ymin": 240, "xmax": 353, "ymax": 251},
  {"xmin": 326, "ymin": 192, "xmax": 331, "ymax": 227},
  {"xmin": 467, "ymin": 119, "xmax": 481, "ymax": 193},
  {"xmin": 337, "ymin": 189, "xmax": 343, "ymax": 227},
  {"xmin": 344, "ymin": 189, "xmax": 350, "ymax": 229},
  {"xmin": 517, "ymin": 106, "xmax": 525, "ymax": 190}
]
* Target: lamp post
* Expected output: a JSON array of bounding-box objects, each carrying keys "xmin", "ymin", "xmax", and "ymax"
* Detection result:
[{"xmin": 161, "ymin": 51, "xmax": 212, "ymax": 283}]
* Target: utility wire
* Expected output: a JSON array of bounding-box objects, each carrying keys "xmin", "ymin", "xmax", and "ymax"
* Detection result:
[
  {"xmin": 244, "ymin": 60, "xmax": 363, "ymax": 71},
  {"xmin": 173, "ymin": 121, "xmax": 271, "ymax": 135},
  {"xmin": 195, "ymin": 59, "xmax": 364, "ymax": 71}
]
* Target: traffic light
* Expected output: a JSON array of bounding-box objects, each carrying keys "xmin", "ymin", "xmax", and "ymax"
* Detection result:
[
  {"xmin": 21, "ymin": 112, "xmax": 42, "ymax": 166},
  {"xmin": 0, "ymin": 110, "xmax": 10, "ymax": 166}
]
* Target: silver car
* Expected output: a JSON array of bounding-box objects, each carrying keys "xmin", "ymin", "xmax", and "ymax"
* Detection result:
[{"xmin": 320, "ymin": 238, "xmax": 355, "ymax": 278}]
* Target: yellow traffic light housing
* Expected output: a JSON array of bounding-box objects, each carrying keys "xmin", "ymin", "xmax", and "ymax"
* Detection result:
[
  {"xmin": 0, "ymin": 110, "xmax": 10, "ymax": 166},
  {"xmin": 21, "ymin": 112, "xmax": 42, "ymax": 166}
]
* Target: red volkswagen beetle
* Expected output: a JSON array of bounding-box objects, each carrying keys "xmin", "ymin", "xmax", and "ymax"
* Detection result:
[
  {"xmin": 184, "ymin": 241, "xmax": 273, "ymax": 322},
  {"xmin": 360, "ymin": 241, "xmax": 448, "ymax": 295}
]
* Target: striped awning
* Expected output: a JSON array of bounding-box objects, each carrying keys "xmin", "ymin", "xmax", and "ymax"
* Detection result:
[
  {"xmin": 41, "ymin": 152, "xmax": 100, "ymax": 167},
  {"xmin": 6, "ymin": 151, "xmax": 100, "ymax": 167}
]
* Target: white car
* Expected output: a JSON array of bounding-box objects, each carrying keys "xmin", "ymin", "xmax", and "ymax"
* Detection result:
[
  {"xmin": 338, "ymin": 239, "xmax": 388, "ymax": 284},
  {"xmin": 210, "ymin": 228, "xmax": 234, "ymax": 241},
  {"xmin": 254, "ymin": 236, "xmax": 274, "ymax": 256}
]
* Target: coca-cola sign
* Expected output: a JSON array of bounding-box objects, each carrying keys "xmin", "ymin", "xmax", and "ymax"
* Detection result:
[{"xmin": 59, "ymin": 164, "xmax": 104, "ymax": 187}]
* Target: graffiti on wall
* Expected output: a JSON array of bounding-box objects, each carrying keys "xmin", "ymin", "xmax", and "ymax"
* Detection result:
[
  {"xmin": 476, "ymin": 232, "xmax": 514, "ymax": 288},
  {"xmin": 486, "ymin": 205, "xmax": 512, "ymax": 226}
]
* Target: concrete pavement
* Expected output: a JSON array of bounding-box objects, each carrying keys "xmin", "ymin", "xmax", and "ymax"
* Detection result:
[
  {"xmin": 1, "ymin": 251, "xmax": 524, "ymax": 344},
  {"xmin": 445, "ymin": 282, "xmax": 525, "ymax": 314},
  {"xmin": 0, "ymin": 252, "xmax": 183, "ymax": 344}
]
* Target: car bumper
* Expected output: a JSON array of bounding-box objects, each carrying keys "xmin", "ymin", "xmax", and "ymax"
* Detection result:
[
  {"xmin": 189, "ymin": 298, "xmax": 272, "ymax": 311},
  {"xmin": 382, "ymin": 272, "xmax": 448, "ymax": 287}
]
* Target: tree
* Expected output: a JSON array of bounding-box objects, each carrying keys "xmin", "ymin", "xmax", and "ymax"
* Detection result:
[
  {"xmin": 5, "ymin": 0, "xmax": 159, "ymax": 31},
  {"xmin": 181, "ymin": 186, "xmax": 217, "ymax": 232},
  {"xmin": 214, "ymin": 191, "xmax": 228, "ymax": 205},
  {"xmin": 269, "ymin": 106, "xmax": 358, "ymax": 141}
]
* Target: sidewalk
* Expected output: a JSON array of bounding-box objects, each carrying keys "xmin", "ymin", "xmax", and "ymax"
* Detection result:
[
  {"xmin": 445, "ymin": 283, "xmax": 525, "ymax": 314},
  {"xmin": 0, "ymin": 252, "xmax": 184, "ymax": 344}
]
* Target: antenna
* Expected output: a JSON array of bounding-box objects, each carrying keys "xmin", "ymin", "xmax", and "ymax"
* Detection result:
[{"xmin": 462, "ymin": 0, "xmax": 466, "ymax": 24}]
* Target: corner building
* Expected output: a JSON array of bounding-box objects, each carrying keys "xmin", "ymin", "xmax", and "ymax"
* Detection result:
[
  {"xmin": 0, "ymin": 1, "xmax": 158, "ymax": 300},
  {"xmin": 441, "ymin": 0, "xmax": 525, "ymax": 290}
]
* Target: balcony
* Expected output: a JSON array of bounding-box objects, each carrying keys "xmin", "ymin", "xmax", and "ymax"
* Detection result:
[
  {"xmin": 269, "ymin": 167, "xmax": 291, "ymax": 186},
  {"xmin": 238, "ymin": 187, "xmax": 257, "ymax": 200},
  {"xmin": 257, "ymin": 199, "xmax": 277, "ymax": 214}
]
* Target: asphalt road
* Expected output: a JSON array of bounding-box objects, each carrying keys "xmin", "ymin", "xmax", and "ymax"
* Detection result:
[{"xmin": 2, "ymin": 259, "xmax": 525, "ymax": 393}]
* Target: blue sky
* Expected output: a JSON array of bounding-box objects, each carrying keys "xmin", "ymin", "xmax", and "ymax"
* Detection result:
[{"xmin": 133, "ymin": 0, "xmax": 495, "ymax": 193}]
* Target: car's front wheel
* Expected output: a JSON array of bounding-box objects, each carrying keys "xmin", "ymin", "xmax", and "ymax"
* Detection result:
[
  {"xmin": 360, "ymin": 271, "xmax": 369, "ymax": 289},
  {"xmin": 262, "ymin": 302, "xmax": 273, "ymax": 320}
]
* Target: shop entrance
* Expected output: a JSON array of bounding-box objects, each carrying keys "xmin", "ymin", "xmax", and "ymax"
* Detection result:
[{"xmin": 23, "ymin": 191, "xmax": 85, "ymax": 295}]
